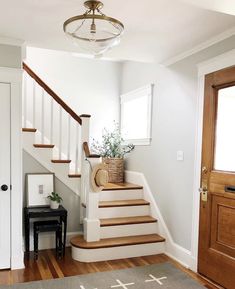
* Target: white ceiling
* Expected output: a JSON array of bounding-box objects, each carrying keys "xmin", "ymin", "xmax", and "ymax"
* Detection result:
[{"xmin": 1, "ymin": 0, "xmax": 235, "ymax": 63}]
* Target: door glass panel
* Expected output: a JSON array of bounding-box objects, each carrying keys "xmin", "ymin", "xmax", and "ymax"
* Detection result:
[{"xmin": 214, "ymin": 85, "xmax": 235, "ymax": 171}]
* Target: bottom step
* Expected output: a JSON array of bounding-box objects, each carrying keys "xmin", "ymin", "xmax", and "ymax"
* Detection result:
[{"xmin": 71, "ymin": 234, "xmax": 165, "ymax": 262}]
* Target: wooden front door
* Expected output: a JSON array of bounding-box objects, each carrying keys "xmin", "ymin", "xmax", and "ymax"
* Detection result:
[
  {"xmin": 198, "ymin": 66, "xmax": 235, "ymax": 289},
  {"xmin": 0, "ymin": 83, "xmax": 11, "ymax": 269}
]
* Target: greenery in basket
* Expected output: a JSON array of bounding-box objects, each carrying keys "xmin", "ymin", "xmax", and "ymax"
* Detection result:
[
  {"xmin": 47, "ymin": 192, "xmax": 63, "ymax": 203},
  {"xmin": 91, "ymin": 122, "xmax": 134, "ymax": 158}
]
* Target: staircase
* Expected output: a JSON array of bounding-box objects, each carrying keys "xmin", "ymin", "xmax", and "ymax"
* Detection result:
[
  {"xmin": 71, "ymin": 182, "xmax": 165, "ymax": 262},
  {"xmin": 22, "ymin": 62, "xmax": 166, "ymax": 262}
]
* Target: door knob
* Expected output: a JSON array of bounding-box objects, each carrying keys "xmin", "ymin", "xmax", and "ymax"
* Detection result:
[{"xmin": 1, "ymin": 184, "xmax": 8, "ymax": 191}]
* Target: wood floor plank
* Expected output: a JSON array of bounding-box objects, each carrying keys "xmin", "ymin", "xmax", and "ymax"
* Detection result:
[{"xmin": 0, "ymin": 248, "xmax": 221, "ymax": 288}]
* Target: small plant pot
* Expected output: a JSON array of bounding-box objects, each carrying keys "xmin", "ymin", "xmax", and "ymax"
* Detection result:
[{"xmin": 50, "ymin": 200, "xmax": 60, "ymax": 210}]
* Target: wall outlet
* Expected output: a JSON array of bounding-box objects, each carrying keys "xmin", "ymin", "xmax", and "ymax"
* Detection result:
[{"xmin": 38, "ymin": 185, "xmax": 44, "ymax": 194}]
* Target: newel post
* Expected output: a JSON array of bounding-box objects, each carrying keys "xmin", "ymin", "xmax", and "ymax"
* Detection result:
[
  {"xmin": 80, "ymin": 115, "xmax": 91, "ymax": 216},
  {"xmin": 83, "ymin": 157, "xmax": 101, "ymax": 242},
  {"xmin": 80, "ymin": 115, "xmax": 100, "ymax": 242}
]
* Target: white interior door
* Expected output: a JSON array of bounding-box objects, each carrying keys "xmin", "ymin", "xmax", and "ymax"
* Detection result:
[{"xmin": 0, "ymin": 82, "xmax": 11, "ymax": 269}]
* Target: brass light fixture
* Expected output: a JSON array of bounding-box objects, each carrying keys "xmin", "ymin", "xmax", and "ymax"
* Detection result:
[{"xmin": 63, "ymin": 1, "xmax": 124, "ymax": 56}]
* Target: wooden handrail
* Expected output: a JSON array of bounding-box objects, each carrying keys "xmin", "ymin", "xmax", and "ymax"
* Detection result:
[
  {"xmin": 23, "ymin": 62, "xmax": 82, "ymax": 125},
  {"xmin": 83, "ymin": 142, "xmax": 100, "ymax": 158}
]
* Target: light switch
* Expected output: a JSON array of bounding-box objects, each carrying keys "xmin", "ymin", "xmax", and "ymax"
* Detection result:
[
  {"xmin": 177, "ymin": 150, "xmax": 184, "ymax": 161},
  {"xmin": 38, "ymin": 185, "xmax": 44, "ymax": 194}
]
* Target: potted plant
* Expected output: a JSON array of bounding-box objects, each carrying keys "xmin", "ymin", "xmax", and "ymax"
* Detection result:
[
  {"xmin": 91, "ymin": 122, "xmax": 134, "ymax": 183},
  {"xmin": 47, "ymin": 192, "xmax": 63, "ymax": 209}
]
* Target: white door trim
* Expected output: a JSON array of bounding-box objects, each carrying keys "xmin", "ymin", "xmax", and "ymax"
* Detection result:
[
  {"xmin": 191, "ymin": 49, "xmax": 235, "ymax": 272},
  {"xmin": 0, "ymin": 67, "xmax": 24, "ymax": 269}
]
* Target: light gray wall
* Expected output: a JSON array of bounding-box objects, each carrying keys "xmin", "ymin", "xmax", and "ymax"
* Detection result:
[
  {"xmin": 121, "ymin": 36, "xmax": 235, "ymax": 250},
  {"xmin": 0, "ymin": 44, "xmax": 22, "ymax": 68},
  {"xmin": 23, "ymin": 150, "xmax": 81, "ymax": 232}
]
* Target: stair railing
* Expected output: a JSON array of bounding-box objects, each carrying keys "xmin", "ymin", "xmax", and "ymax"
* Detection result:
[{"xmin": 22, "ymin": 62, "xmax": 90, "ymax": 207}]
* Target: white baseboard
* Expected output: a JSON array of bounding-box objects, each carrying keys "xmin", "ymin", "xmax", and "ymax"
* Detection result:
[
  {"xmin": 11, "ymin": 251, "xmax": 25, "ymax": 270},
  {"xmin": 25, "ymin": 231, "xmax": 82, "ymax": 251},
  {"xmin": 125, "ymin": 170, "xmax": 195, "ymax": 271}
]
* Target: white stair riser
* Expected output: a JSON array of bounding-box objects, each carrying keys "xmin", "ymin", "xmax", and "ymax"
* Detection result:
[
  {"xmin": 99, "ymin": 205, "xmax": 150, "ymax": 219},
  {"xmin": 23, "ymin": 133, "xmax": 36, "ymax": 150},
  {"xmin": 72, "ymin": 242, "xmax": 165, "ymax": 262},
  {"xmin": 51, "ymin": 163, "xmax": 70, "ymax": 175},
  {"xmin": 100, "ymin": 222, "xmax": 158, "ymax": 238},
  {"xmin": 99, "ymin": 189, "xmax": 143, "ymax": 201}
]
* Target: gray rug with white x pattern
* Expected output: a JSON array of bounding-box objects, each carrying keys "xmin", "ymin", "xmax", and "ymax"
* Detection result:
[{"xmin": 0, "ymin": 262, "xmax": 205, "ymax": 289}]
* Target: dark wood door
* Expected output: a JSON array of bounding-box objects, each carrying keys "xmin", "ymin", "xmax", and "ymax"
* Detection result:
[{"xmin": 198, "ymin": 66, "xmax": 235, "ymax": 289}]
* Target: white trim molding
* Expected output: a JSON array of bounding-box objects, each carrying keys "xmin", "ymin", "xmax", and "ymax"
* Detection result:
[
  {"xmin": 162, "ymin": 27, "xmax": 235, "ymax": 67},
  {"xmin": 190, "ymin": 48, "xmax": 235, "ymax": 272},
  {"xmin": 0, "ymin": 67, "xmax": 24, "ymax": 269},
  {"xmin": 125, "ymin": 170, "xmax": 195, "ymax": 269}
]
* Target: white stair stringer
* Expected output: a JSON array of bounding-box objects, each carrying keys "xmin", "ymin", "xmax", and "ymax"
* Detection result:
[
  {"xmin": 23, "ymin": 131, "xmax": 80, "ymax": 196},
  {"xmin": 72, "ymin": 242, "xmax": 165, "ymax": 263}
]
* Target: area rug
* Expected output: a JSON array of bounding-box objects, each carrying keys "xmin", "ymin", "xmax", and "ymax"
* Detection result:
[{"xmin": 0, "ymin": 262, "xmax": 205, "ymax": 289}]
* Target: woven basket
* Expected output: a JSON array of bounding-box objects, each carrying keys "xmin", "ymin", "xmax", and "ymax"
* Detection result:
[{"xmin": 103, "ymin": 158, "xmax": 124, "ymax": 183}]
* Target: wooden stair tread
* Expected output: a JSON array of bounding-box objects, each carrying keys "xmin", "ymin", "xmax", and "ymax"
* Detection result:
[
  {"xmin": 51, "ymin": 160, "xmax": 71, "ymax": 163},
  {"xmin": 34, "ymin": 144, "xmax": 54, "ymax": 148},
  {"xmin": 100, "ymin": 216, "xmax": 157, "ymax": 227},
  {"xmin": 68, "ymin": 174, "xmax": 81, "ymax": 178},
  {"xmin": 82, "ymin": 199, "xmax": 150, "ymax": 208},
  {"xmin": 71, "ymin": 234, "xmax": 165, "ymax": 249},
  {"xmin": 103, "ymin": 182, "xmax": 143, "ymax": 191},
  {"xmin": 99, "ymin": 199, "xmax": 150, "ymax": 208},
  {"xmin": 22, "ymin": 128, "xmax": 37, "ymax": 132}
]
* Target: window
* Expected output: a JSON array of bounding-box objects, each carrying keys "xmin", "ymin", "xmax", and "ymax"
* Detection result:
[{"xmin": 120, "ymin": 84, "xmax": 153, "ymax": 145}]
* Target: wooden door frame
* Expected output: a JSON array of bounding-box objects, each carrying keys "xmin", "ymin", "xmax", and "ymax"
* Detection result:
[
  {"xmin": 0, "ymin": 67, "xmax": 24, "ymax": 269},
  {"xmin": 190, "ymin": 49, "xmax": 235, "ymax": 272}
]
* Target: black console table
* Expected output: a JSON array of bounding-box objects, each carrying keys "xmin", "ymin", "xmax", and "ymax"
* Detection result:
[{"xmin": 24, "ymin": 205, "xmax": 67, "ymax": 256}]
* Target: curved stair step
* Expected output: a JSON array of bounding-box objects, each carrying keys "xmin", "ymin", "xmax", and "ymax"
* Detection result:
[
  {"xmin": 100, "ymin": 216, "xmax": 157, "ymax": 227},
  {"xmin": 71, "ymin": 234, "xmax": 165, "ymax": 249}
]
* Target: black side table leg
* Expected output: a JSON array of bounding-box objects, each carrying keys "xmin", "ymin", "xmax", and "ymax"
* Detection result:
[{"xmin": 24, "ymin": 209, "xmax": 30, "ymax": 257}]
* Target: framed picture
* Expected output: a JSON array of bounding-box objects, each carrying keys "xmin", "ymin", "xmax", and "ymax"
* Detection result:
[{"xmin": 26, "ymin": 173, "xmax": 55, "ymax": 207}]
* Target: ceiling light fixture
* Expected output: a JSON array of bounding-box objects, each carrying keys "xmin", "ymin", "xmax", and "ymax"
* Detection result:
[{"xmin": 63, "ymin": 0, "xmax": 124, "ymax": 56}]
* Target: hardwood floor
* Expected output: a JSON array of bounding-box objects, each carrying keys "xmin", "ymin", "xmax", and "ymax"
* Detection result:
[{"xmin": 0, "ymin": 248, "xmax": 221, "ymax": 288}]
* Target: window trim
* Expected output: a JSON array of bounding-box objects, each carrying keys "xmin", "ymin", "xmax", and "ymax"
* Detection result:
[{"xmin": 120, "ymin": 84, "xmax": 154, "ymax": 146}]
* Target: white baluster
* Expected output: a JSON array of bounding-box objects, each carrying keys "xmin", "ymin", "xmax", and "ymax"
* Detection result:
[
  {"xmin": 33, "ymin": 81, "xmax": 36, "ymax": 128},
  {"xmin": 75, "ymin": 123, "xmax": 79, "ymax": 173},
  {"xmin": 23, "ymin": 73, "xmax": 27, "ymax": 128},
  {"xmin": 41, "ymin": 89, "xmax": 45, "ymax": 144},
  {"xmin": 50, "ymin": 98, "xmax": 54, "ymax": 144},
  {"xmin": 67, "ymin": 115, "xmax": 71, "ymax": 160},
  {"xmin": 59, "ymin": 106, "xmax": 62, "ymax": 159}
]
